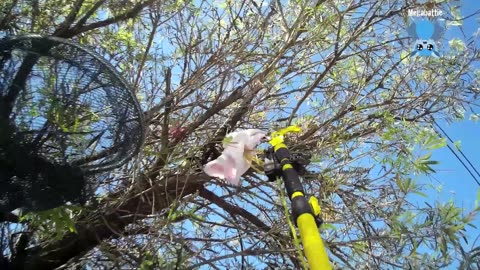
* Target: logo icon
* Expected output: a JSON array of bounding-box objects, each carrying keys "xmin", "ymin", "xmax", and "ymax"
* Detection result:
[{"xmin": 407, "ymin": 19, "xmax": 445, "ymax": 57}]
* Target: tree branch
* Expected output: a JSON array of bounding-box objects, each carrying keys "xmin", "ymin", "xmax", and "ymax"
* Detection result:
[
  {"xmin": 11, "ymin": 172, "xmax": 209, "ymax": 269},
  {"xmin": 63, "ymin": 0, "xmax": 157, "ymax": 38},
  {"xmin": 198, "ymin": 187, "xmax": 270, "ymax": 231}
]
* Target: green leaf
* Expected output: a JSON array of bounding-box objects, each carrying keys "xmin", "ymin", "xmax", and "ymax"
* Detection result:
[
  {"xmin": 447, "ymin": 20, "xmax": 463, "ymax": 27},
  {"xmin": 222, "ymin": 136, "xmax": 233, "ymax": 144},
  {"xmin": 353, "ymin": 241, "xmax": 367, "ymax": 252},
  {"xmin": 140, "ymin": 259, "xmax": 154, "ymax": 270},
  {"xmin": 420, "ymin": 152, "xmax": 432, "ymax": 161},
  {"xmin": 425, "ymin": 137, "xmax": 446, "ymax": 150},
  {"xmin": 468, "ymin": 223, "xmax": 478, "ymax": 229},
  {"xmin": 449, "ymin": 39, "xmax": 465, "ymax": 52},
  {"xmin": 475, "ymin": 189, "xmax": 480, "ymax": 208},
  {"xmin": 413, "ymin": 191, "xmax": 428, "ymax": 198},
  {"xmin": 401, "ymin": 51, "xmax": 410, "ymax": 63},
  {"xmin": 422, "ymin": 160, "xmax": 439, "ymax": 165},
  {"xmin": 469, "ymin": 113, "xmax": 480, "ymax": 122},
  {"xmin": 321, "ymin": 223, "xmax": 337, "ymax": 230},
  {"xmin": 217, "ymin": 1, "xmax": 228, "ymax": 9},
  {"xmin": 439, "ymin": 235, "xmax": 448, "ymax": 255},
  {"xmin": 454, "ymin": 140, "xmax": 462, "ymax": 150},
  {"xmin": 447, "ymin": 6, "xmax": 463, "ymax": 27},
  {"xmin": 414, "ymin": 153, "xmax": 438, "ymax": 174}
]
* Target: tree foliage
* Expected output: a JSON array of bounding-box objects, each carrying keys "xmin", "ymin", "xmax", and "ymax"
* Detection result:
[{"xmin": 1, "ymin": 0, "xmax": 480, "ymax": 269}]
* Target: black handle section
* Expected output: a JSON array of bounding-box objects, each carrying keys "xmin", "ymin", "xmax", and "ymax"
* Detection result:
[
  {"xmin": 291, "ymin": 196, "xmax": 313, "ymax": 223},
  {"xmin": 282, "ymin": 169, "xmax": 305, "ymax": 198},
  {"xmin": 274, "ymin": 147, "xmax": 305, "ymax": 198}
]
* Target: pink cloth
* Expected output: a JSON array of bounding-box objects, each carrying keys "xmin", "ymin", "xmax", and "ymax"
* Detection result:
[{"xmin": 204, "ymin": 129, "xmax": 267, "ymax": 185}]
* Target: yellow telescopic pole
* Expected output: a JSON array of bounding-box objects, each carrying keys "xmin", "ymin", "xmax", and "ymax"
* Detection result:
[
  {"xmin": 274, "ymin": 141, "xmax": 332, "ymax": 270},
  {"xmin": 297, "ymin": 212, "xmax": 332, "ymax": 269}
]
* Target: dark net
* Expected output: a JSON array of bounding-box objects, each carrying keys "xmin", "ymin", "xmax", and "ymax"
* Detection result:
[{"xmin": 0, "ymin": 35, "xmax": 145, "ymax": 213}]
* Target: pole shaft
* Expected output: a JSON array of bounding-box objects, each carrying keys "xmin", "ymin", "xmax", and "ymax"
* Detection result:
[
  {"xmin": 297, "ymin": 213, "xmax": 332, "ymax": 270},
  {"xmin": 273, "ymin": 143, "xmax": 332, "ymax": 270}
]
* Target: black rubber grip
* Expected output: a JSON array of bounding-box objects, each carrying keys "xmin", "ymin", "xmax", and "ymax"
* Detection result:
[
  {"xmin": 282, "ymin": 169, "xmax": 305, "ymax": 197},
  {"xmin": 291, "ymin": 196, "xmax": 313, "ymax": 224}
]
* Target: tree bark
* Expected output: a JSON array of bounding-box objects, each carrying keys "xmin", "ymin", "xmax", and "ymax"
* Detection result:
[{"xmin": 10, "ymin": 173, "xmax": 210, "ymax": 270}]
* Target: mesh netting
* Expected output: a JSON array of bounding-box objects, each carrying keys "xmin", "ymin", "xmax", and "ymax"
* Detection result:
[{"xmin": 0, "ymin": 34, "xmax": 145, "ymax": 213}]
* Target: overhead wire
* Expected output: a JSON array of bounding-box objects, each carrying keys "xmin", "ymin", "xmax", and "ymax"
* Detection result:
[{"xmin": 429, "ymin": 117, "xmax": 480, "ymax": 187}]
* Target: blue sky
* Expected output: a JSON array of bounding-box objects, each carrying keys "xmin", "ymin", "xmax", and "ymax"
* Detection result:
[
  {"xmin": 193, "ymin": 1, "xmax": 480, "ymax": 268},
  {"xmin": 419, "ymin": 117, "xmax": 480, "ymax": 263},
  {"xmin": 410, "ymin": 0, "xmax": 480, "ymax": 266},
  {"xmin": 125, "ymin": 0, "xmax": 480, "ymax": 268},
  {"xmin": 99, "ymin": 0, "xmax": 480, "ymax": 268},
  {"xmin": 143, "ymin": 1, "xmax": 480, "ymax": 268}
]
